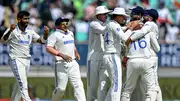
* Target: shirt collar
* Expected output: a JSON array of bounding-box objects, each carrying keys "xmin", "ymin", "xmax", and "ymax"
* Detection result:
[
  {"xmin": 56, "ymin": 29, "xmax": 69, "ymax": 35},
  {"xmin": 16, "ymin": 25, "xmax": 28, "ymax": 34}
]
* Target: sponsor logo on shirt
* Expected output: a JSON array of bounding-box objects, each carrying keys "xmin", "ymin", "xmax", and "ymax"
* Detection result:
[
  {"xmin": 18, "ymin": 40, "xmax": 29, "ymax": 44},
  {"xmin": 64, "ymin": 40, "xmax": 74, "ymax": 44}
]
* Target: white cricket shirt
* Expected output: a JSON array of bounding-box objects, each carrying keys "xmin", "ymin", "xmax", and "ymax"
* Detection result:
[
  {"xmin": 130, "ymin": 21, "xmax": 160, "ymax": 57},
  {"xmin": 3, "ymin": 25, "xmax": 40, "ymax": 59},
  {"xmin": 87, "ymin": 19, "xmax": 105, "ymax": 60},
  {"xmin": 46, "ymin": 29, "xmax": 75, "ymax": 61},
  {"xmin": 127, "ymin": 31, "xmax": 160, "ymax": 58},
  {"xmin": 104, "ymin": 20, "xmax": 132, "ymax": 54}
]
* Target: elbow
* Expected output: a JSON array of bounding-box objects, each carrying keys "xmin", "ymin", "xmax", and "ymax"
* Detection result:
[
  {"xmin": 155, "ymin": 46, "xmax": 160, "ymax": 53},
  {"xmin": 46, "ymin": 46, "xmax": 51, "ymax": 53}
]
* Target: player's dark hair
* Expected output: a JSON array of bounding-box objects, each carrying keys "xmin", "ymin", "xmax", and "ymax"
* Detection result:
[{"xmin": 17, "ymin": 11, "xmax": 30, "ymax": 19}]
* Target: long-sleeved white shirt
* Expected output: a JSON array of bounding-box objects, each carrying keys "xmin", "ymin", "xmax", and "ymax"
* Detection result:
[
  {"xmin": 127, "ymin": 31, "xmax": 160, "ymax": 58},
  {"xmin": 130, "ymin": 21, "xmax": 158, "ymax": 41},
  {"xmin": 129, "ymin": 21, "xmax": 160, "ymax": 57},
  {"xmin": 104, "ymin": 20, "xmax": 132, "ymax": 54},
  {"xmin": 87, "ymin": 19, "xmax": 106, "ymax": 60}
]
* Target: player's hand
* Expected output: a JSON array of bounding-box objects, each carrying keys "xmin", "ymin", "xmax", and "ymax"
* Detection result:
[
  {"xmin": 122, "ymin": 56, "xmax": 128, "ymax": 68},
  {"xmin": 10, "ymin": 24, "xmax": 16, "ymax": 32},
  {"xmin": 126, "ymin": 22, "xmax": 132, "ymax": 28},
  {"xmin": 129, "ymin": 20, "xmax": 140, "ymax": 30},
  {"xmin": 76, "ymin": 54, "xmax": 80, "ymax": 61},
  {"xmin": 58, "ymin": 53, "xmax": 72, "ymax": 62},
  {"xmin": 43, "ymin": 26, "xmax": 49, "ymax": 40}
]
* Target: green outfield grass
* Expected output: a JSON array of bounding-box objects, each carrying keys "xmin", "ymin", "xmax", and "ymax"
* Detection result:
[{"xmin": 0, "ymin": 77, "xmax": 180, "ymax": 100}]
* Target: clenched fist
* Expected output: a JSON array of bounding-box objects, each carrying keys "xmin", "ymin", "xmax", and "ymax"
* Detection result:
[
  {"xmin": 43, "ymin": 26, "xmax": 49, "ymax": 40},
  {"xmin": 10, "ymin": 24, "xmax": 16, "ymax": 32}
]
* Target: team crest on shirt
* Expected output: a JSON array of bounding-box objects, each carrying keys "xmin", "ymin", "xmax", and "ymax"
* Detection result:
[{"xmin": 116, "ymin": 28, "xmax": 120, "ymax": 31}]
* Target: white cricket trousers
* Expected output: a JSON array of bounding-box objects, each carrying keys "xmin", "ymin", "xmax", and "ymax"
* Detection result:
[
  {"xmin": 10, "ymin": 58, "xmax": 31, "ymax": 101},
  {"xmin": 130, "ymin": 57, "xmax": 162, "ymax": 101},
  {"xmin": 87, "ymin": 59, "xmax": 108, "ymax": 101},
  {"xmin": 52, "ymin": 60, "xmax": 86, "ymax": 101},
  {"xmin": 121, "ymin": 58, "xmax": 158, "ymax": 101},
  {"xmin": 103, "ymin": 53, "xmax": 122, "ymax": 101}
]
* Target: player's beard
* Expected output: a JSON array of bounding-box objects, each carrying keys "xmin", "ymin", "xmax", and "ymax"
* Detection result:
[
  {"xmin": 120, "ymin": 19, "xmax": 126, "ymax": 26},
  {"xmin": 19, "ymin": 21, "xmax": 28, "ymax": 31}
]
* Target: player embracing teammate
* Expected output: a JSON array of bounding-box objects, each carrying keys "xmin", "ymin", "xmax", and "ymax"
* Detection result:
[{"xmin": 87, "ymin": 5, "xmax": 162, "ymax": 101}]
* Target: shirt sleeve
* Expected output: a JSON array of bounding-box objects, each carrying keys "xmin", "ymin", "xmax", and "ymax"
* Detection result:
[
  {"xmin": 1, "ymin": 28, "xmax": 13, "ymax": 41},
  {"xmin": 111, "ymin": 23, "xmax": 132, "ymax": 42},
  {"xmin": 32, "ymin": 30, "xmax": 40, "ymax": 42},
  {"xmin": 149, "ymin": 32, "xmax": 160, "ymax": 52},
  {"xmin": 130, "ymin": 22, "xmax": 152, "ymax": 41},
  {"xmin": 46, "ymin": 33, "xmax": 56, "ymax": 47},
  {"xmin": 90, "ymin": 21, "xmax": 106, "ymax": 34}
]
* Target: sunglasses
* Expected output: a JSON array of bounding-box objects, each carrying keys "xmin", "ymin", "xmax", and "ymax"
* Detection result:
[{"xmin": 60, "ymin": 22, "xmax": 68, "ymax": 25}]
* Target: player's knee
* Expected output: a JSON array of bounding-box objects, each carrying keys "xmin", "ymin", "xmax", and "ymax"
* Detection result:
[
  {"xmin": 53, "ymin": 87, "xmax": 65, "ymax": 96},
  {"xmin": 145, "ymin": 90, "xmax": 157, "ymax": 101},
  {"xmin": 121, "ymin": 92, "xmax": 130, "ymax": 101},
  {"xmin": 121, "ymin": 92, "xmax": 130, "ymax": 98},
  {"xmin": 99, "ymin": 81, "xmax": 107, "ymax": 90}
]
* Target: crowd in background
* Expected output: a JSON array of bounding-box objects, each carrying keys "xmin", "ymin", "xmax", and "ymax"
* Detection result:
[{"xmin": 0, "ymin": 0, "xmax": 180, "ymax": 43}]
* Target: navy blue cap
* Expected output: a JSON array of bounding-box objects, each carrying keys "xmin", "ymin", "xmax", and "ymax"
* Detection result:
[
  {"xmin": 144, "ymin": 10, "xmax": 149, "ymax": 16},
  {"xmin": 146, "ymin": 9, "xmax": 159, "ymax": 20},
  {"xmin": 55, "ymin": 17, "xmax": 69, "ymax": 26},
  {"xmin": 130, "ymin": 6, "xmax": 144, "ymax": 15}
]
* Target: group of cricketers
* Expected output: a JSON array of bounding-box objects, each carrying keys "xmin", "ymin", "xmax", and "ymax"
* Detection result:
[
  {"xmin": 87, "ymin": 5, "xmax": 162, "ymax": 101},
  {"xmin": 0, "ymin": 4, "xmax": 162, "ymax": 101}
]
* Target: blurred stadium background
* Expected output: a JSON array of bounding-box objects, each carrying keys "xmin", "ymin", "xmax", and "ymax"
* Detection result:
[{"xmin": 0, "ymin": 0, "xmax": 180, "ymax": 101}]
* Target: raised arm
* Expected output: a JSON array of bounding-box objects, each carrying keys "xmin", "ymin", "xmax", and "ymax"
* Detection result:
[
  {"xmin": 90, "ymin": 21, "xmax": 106, "ymax": 34},
  {"xmin": 2, "ymin": 24, "xmax": 16, "ymax": 41},
  {"xmin": 36, "ymin": 26, "xmax": 49, "ymax": 44},
  {"xmin": 111, "ymin": 23, "xmax": 134, "ymax": 42},
  {"xmin": 125, "ymin": 22, "xmax": 152, "ymax": 46}
]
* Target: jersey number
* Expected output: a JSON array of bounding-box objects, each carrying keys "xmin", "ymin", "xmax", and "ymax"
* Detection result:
[
  {"xmin": 132, "ymin": 39, "xmax": 147, "ymax": 50},
  {"xmin": 104, "ymin": 32, "xmax": 110, "ymax": 44}
]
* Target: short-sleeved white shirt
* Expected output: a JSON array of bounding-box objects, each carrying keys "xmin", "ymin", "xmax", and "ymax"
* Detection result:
[
  {"xmin": 46, "ymin": 29, "xmax": 75, "ymax": 61},
  {"xmin": 3, "ymin": 25, "xmax": 40, "ymax": 59}
]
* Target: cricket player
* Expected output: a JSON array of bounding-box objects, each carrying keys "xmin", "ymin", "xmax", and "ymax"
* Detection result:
[
  {"xmin": 1, "ymin": 11, "xmax": 49, "ymax": 101},
  {"xmin": 126, "ymin": 6, "xmax": 147, "ymax": 101},
  {"xmin": 87, "ymin": 6, "xmax": 111, "ymax": 101},
  {"xmin": 121, "ymin": 29, "xmax": 160, "ymax": 101},
  {"xmin": 126, "ymin": 9, "xmax": 162, "ymax": 101},
  {"xmin": 103, "ymin": 7, "xmax": 138, "ymax": 101},
  {"xmin": 46, "ymin": 17, "xmax": 86, "ymax": 101}
]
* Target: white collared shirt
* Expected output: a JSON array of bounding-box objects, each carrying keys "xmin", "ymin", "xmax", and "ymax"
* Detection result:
[
  {"xmin": 2, "ymin": 25, "xmax": 40, "ymax": 59},
  {"xmin": 46, "ymin": 29, "xmax": 75, "ymax": 61}
]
